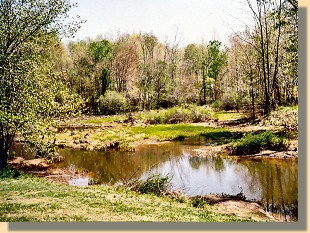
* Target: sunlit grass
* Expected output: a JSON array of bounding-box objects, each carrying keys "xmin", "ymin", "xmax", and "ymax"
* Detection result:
[
  {"xmin": 278, "ymin": 105, "xmax": 298, "ymax": 111},
  {"xmin": 213, "ymin": 111, "xmax": 245, "ymax": 121},
  {"xmin": 130, "ymin": 124, "xmax": 236, "ymax": 142}
]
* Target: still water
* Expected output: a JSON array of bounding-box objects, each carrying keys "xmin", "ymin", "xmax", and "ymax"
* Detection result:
[{"xmin": 58, "ymin": 142, "xmax": 298, "ymax": 221}]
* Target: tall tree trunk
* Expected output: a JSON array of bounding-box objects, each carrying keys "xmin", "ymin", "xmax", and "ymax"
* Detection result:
[
  {"xmin": 258, "ymin": 11, "xmax": 270, "ymax": 115},
  {"xmin": 202, "ymin": 64, "xmax": 207, "ymax": 105},
  {"xmin": 251, "ymin": 79, "xmax": 255, "ymax": 119},
  {"xmin": 264, "ymin": 3, "xmax": 271, "ymax": 110},
  {"xmin": 0, "ymin": 146, "xmax": 8, "ymax": 169},
  {"xmin": 272, "ymin": 0, "xmax": 283, "ymax": 108}
]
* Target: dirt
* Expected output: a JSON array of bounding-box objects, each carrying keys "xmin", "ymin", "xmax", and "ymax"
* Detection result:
[
  {"xmin": 192, "ymin": 140, "xmax": 298, "ymax": 159},
  {"xmin": 8, "ymin": 156, "xmax": 83, "ymax": 185},
  {"xmin": 214, "ymin": 199, "xmax": 278, "ymax": 222}
]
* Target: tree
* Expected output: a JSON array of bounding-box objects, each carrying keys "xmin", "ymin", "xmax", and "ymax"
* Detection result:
[
  {"xmin": 0, "ymin": 0, "xmax": 82, "ymax": 168},
  {"xmin": 89, "ymin": 39, "xmax": 113, "ymax": 111},
  {"xmin": 68, "ymin": 40, "xmax": 95, "ymax": 111},
  {"xmin": 246, "ymin": 0, "xmax": 298, "ymax": 114},
  {"xmin": 137, "ymin": 33, "xmax": 159, "ymax": 109},
  {"xmin": 111, "ymin": 35, "xmax": 139, "ymax": 94},
  {"xmin": 180, "ymin": 44, "xmax": 203, "ymax": 103},
  {"xmin": 205, "ymin": 40, "xmax": 227, "ymax": 102}
]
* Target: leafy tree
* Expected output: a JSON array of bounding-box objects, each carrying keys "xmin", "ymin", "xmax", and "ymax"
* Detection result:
[
  {"xmin": 111, "ymin": 35, "xmax": 139, "ymax": 94},
  {"xmin": 180, "ymin": 44, "xmax": 203, "ymax": 103},
  {"xmin": 0, "ymin": 0, "xmax": 82, "ymax": 168},
  {"xmin": 137, "ymin": 33, "xmax": 159, "ymax": 110},
  {"xmin": 89, "ymin": 39, "xmax": 113, "ymax": 110},
  {"xmin": 205, "ymin": 40, "xmax": 227, "ymax": 101}
]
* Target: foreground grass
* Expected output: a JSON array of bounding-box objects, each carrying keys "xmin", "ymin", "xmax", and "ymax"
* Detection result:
[{"xmin": 0, "ymin": 174, "xmax": 254, "ymax": 222}]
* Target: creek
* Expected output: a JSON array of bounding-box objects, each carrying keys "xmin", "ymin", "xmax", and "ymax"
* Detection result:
[{"xmin": 57, "ymin": 139, "xmax": 298, "ymax": 222}]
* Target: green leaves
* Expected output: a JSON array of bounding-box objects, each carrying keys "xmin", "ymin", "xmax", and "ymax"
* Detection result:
[
  {"xmin": 205, "ymin": 40, "xmax": 227, "ymax": 81},
  {"xmin": 0, "ymin": 0, "xmax": 83, "ymax": 167},
  {"xmin": 230, "ymin": 130, "xmax": 287, "ymax": 155}
]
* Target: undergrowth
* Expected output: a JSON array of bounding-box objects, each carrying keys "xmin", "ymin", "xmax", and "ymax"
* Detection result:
[
  {"xmin": 136, "ymin": 105, "xmax": 213, "ymax": 124},
  {"xmin": 0, "ymin": 166, "xmax": 21, "ymax": 179},
  {"xmin": 230, "ymin": 130, "xmax": 287, "ymax": 155},
  {"xmin": 128, "ymin": 174, "xmax": 171, "ymax": 196}
]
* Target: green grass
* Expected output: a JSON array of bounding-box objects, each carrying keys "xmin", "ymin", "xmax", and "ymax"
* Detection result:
[
  {"xmin": 130, "ymin": 124, "xmax": 241, "ymax": 143},
  {"xmin": 54, "ymin": 108, "xmax": 254, "ymax": 151},
  {"xmin": 278, "ymin": 105, "xmax": 298, "ymax": 111},
  {"xmin": 85, "ymin": 115, "xmax": 126, "ymax": 124},
  {"xmin": 0, "ymin": 173, "xmax": 255, "ymax": 222},
  {"xmin": 129, "ymin": 174, "xmax": 171, "ymax": 196},
  {"xmin": 131, "ymin": 124, "xmax": 219, "ymax": 141},
  {"xmin": 61, "ymin": 106, "xmax": 246, "ymax": 127}
]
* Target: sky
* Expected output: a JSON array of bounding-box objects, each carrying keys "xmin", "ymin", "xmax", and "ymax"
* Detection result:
[{"xmin": 64, "ymin": 0, "xmax": 256, "ymax": 47}]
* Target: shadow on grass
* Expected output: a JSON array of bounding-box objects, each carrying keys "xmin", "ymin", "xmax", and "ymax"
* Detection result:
[{"xmin": 172, "ymin": 131, "xmax": 244, "ymax": 145}]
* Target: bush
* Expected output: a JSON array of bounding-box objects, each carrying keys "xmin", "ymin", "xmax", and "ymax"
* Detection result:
[
  {"xmin": 230, "ymin": 130, "xmax": 287, "ymax": 155},
  {"xmin": 131, "ymin": 174, "xmax": 171, "ymax": 196},
  {"xmin": 0, "ymin": 166, "xmax": 21, "ymax": 179},
  {"xmin": 211, "ymin": 100, "xmax": 222, "ymax": 111},
  {"xmin": 138, "ymin": 105, "xmax": 213, "ymax": 124},
  {"xmin": 259, "ymin": 108, "xmax": 298, "ymax": 133},
  {"xmin": 221, "ymin": 92, "xmax": 242, "ymax": 111},
  {"xmin": 96, "ymin": 91, "xmax": 129, "ymax": 115}
]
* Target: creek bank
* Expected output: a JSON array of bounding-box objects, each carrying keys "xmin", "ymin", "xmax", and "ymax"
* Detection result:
[
  {"xmin": 192, "ymin": 140, "xmax": 298, "ymax": 159},
  {"xmin": 8, "ymin": 156, "xmax": 277, "ymax": 222},
  {"xmin": 52, "ymin": 115, "xmax": 298, "ymax": 160},
  {"xmin": 193, "ymin": 141, "xmax": 298, "ymax": 159}
]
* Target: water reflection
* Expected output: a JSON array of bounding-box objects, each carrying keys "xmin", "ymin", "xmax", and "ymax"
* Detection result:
[{"xmin": 56, "ymin": 142, "xmax": 298, "ymax": 221}]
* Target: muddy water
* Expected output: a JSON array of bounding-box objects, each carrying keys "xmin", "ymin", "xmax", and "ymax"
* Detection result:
[{"xmin": 57, "ymin": 141, "xmax": 298, "ymax": 221}]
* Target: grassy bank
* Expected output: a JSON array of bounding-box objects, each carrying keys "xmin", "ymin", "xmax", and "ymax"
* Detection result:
[
  {"xmin": 53, "ymin": 106, "xmax": 248, "ymax": 151},
  {"xmin": 0, "ymin": 172, "xmax": 255, "ymax": 222},
  {"xmin": 55, "ymin": 123, "xmax": 242, "ymax": 151}
]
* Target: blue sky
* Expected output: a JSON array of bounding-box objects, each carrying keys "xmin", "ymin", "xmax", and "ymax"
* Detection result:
[{"xmin": 64, "ymin": 0, "xmax": 255, "ymax": 46}]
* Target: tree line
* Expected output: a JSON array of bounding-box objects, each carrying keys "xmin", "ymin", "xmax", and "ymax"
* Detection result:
[{"xmin": 54, "ymin": 0, "xmax": 297, "ymax": 117}]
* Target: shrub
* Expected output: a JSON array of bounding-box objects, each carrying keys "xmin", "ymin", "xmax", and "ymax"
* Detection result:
[
  {"xmin": 259, "ymin": 108, "xmax": 298, "ymax": 133},
  {"xmin": 96, "ymin": 91, "xmax": 129, "ymax": 115},
  {"xmin": 131, "ymin": 174, "xmax": 171, "ymax": 196},
  {"xmin": 230, "ymin": 130, "xmax": 287, "ymax": 155},
  {"xmin": 138, "ymin": 105, "xmax": 213, "ymax": 124},
  {"xmin": 190, "ymin": 196, "xmax": 210, "ymax": 208},
  {"xmin": 221, "ymin": 92, "xmax": 242, "ymax": 111},
  {"xmin": 0, "ymin": 166, "xmax": 21, "ymax": 179},
  {"xmin": 211, "ymin": 100, "xmax": 222, "ymax": 111}
]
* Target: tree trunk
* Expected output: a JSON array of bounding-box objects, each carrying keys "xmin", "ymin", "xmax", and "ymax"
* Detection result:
[
  {"xmin": 202, "ymin": 64, "xmax": 206, "ymax": 105},
  {"xmin": 0, "ymin": 146, "xmax": 8, "ymax": 169}
]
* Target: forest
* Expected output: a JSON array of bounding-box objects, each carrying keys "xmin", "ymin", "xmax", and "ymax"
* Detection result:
[
  {"xmin": 60, "ymin": 1, "xmax": 298, "ymax": 114},
  {"xmin": 55, "ymin": 0, "xmax": 298, "ymax": 117}
]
